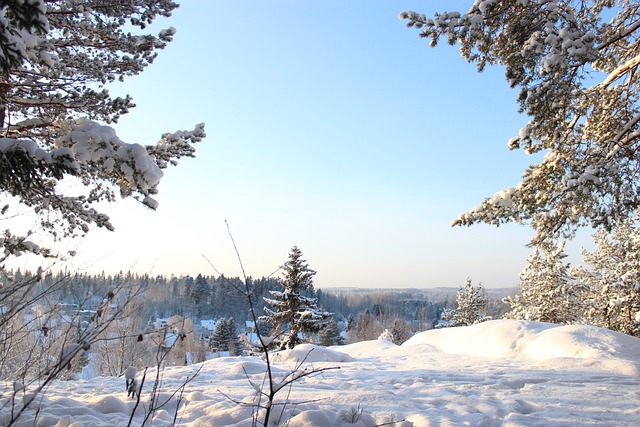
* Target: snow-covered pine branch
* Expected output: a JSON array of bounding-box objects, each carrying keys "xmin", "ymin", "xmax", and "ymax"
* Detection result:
[
  {"xmin": 0, "ymin": 0, "xmax": 48, "ymax": 73},
  {"xmin": 402, "ymin": 1, "xmax": 640, "ymax": 241},
  {"xmin": 0, "ymin": 1, "xmax": 206, "ymax": 258},
  {"xmin": 442, "ymin": 278, "xmax": 490, "ymax": 327}
]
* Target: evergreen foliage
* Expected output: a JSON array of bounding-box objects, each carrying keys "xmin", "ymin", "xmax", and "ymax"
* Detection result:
[
  {"xmin": 572, "ymin": 221, "xmax": 640, "ymax": 336},
  {"xmin": 190, "ymin": 274, "xmax": 211, "ymax": 300},
  {"xmin": 0, "ymin": 0, "xmax": 48, "ymax": 73},
  {"xmin": 401, "ymin": 2, "xmax": 640, "ymax": 242},
  {"xmin": 0, "ymin": 0, "xmax": 205, "ymax": 260},
  {"xmin": 346, "ymin": 314, "xmax": 355, "ymax": 331},
  {"xmin": 0, "ymin": 267, "xmax": 507, "ymax": 338},
  {"xmin": 504, "ymin": 240, "xmax": 583, "ymax": 324},
  {"xmin": 262, "ymin": 246, "xmax": 331, "ymax": 350},
  {"xmin": 210, "ymin": 317, "xmax": 242, "ymax": 355},
  {"xmin": 317, "ymin": 317, "xmax": 344, "ymax": 346},
  {"xmin": 349, "ymin": 310, "xmax": 379, "ymax": 342},
  {"xmin": 389, "ymin": 317, "xmax": 413, "ymax": 345},
  {"xmin": 442, "ymin": 278, "xmax": 489, "ymax": 327},
  {"xmin": 190, "ymin": 274, "xmax": 211, "ymax": 318}
]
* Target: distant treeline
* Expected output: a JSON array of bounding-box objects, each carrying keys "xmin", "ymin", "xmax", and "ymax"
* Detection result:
[{"xmin": 4, "ymin": 269, "xmax": 511, "ymax": 328}]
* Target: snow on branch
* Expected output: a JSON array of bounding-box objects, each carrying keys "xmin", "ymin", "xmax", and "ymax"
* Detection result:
[
  {"xmin": 0, "ymin": 0, "xmax": 48, "ymax": 73},
  {"xmin": 402, "ymin": 1, "xmax": 640, "ymax": 240},
  {"xmin": 147, "ymin": 123, "xmax": 207, "ymax": 168},
  {"xmin": 600, "ymin": 53, "xmax": 640, "ymax": 87},
  {"xmin": 53, "ymin": 117, "xmax": 205, "ymax": 209}
]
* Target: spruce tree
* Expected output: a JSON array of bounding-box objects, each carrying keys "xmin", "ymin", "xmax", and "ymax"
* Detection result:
[
  {"xmin": 190, "ymin": 274, "xmax": 211, "ymax": 318},
  {"xmin": 190, "ymin": 274, "xmax": 210, "ymax": 300},
  {"xmin": 262, "ymin": 246, "xmax": 331, "ymax": 350},
  {"xmin": 318, "ymin": 317, "xmax": 344, "ymax": 347},
  {"xmin": 390, "ymin": 317, "xmax": 412, "ymax": 345},
  {"xmin": 210, "ymin": 317, "xmax": 241, "ymax": 355}
]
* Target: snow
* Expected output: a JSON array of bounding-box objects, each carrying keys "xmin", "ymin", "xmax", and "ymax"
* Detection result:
[
  {"xmin": 270, "ymin": 344, "xmax": 353, "ymax": 364},
  {"xmin": 2, "ymin": 320, "xmax": 640, "ymax": 426},
  {"xmin": 53, "ymin": 117, "xmax": 166, "ymax": 194}
]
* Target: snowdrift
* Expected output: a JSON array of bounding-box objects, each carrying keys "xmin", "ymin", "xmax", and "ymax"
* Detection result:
[
  {"xmin": 270, "ymin": 344, "xmax": 353, "ymax": 364},
  {"xmin": 402, "ymin": 319, "xmax": 640, "ymax": 375},
  {"xmin": 2, "ymin": 320, "xmax": 639, "ymax": 427}
]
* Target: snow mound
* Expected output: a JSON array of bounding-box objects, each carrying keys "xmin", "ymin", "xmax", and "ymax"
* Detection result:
[
  {"xmin": 228, "ymin": 359, "xmax": 267, "ymax": 375},
  {"xmin": 404, "ymin": 319, "xmax": 554, "ymax": 357},
  {"xmin": 337, "ymin": 337, "xmax": 398, "ymax": 359},
  {"xmin": 404, "ymin": 319, "xmax": 640, "ymax": 374},
  {"xmin": 84, "ymin": 395, "xmax": 129, "ymax": 414},
  {"xmin": 271, "ymin": 344, "xmax": 353, "ymax": 364},
  {"xmin": 186, "ymin": 391, "xmax": 207, "ymax": 402}
]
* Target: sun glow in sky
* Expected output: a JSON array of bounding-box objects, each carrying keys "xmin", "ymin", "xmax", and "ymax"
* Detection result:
[{"xmin": 23, "ymin": 1, "xmax": 587, "ymax": 288}]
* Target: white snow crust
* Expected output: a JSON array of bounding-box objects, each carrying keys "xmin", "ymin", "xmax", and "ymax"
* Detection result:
[{"xmin": 2, "ymin": 320, "xmax": 639, "ymax": 426}]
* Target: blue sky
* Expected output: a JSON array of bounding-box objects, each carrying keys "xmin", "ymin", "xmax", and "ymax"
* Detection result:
[{"xmin": 54, "ymin": 1, "xmax": 579, "ymax": 288}]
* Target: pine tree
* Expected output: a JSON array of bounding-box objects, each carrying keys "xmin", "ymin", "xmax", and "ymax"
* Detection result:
[
  {"xmin": 262, "ymin": 246, "xmax": 331, "ymax": 350},
  {"xmin": 0, "ymin": 0, "xmax": 48, "ymax": 73},
  {"xmin": 504, "ymin": 240, "xmax": 582, "ymax": 323},
  {"xmin": 442, "ymin": 278, "xmax": 489, "ymax": 327},
  {"xmin": 401, "ymin": 3, "xmax": 640, "ymax": 242},
  {"xmin": 0, "ymin": 0, "xmax": 206, "ymax": 260},
  {"xmin": 572, "ymin": 221, "xmax": 640, "ymax": 336}
]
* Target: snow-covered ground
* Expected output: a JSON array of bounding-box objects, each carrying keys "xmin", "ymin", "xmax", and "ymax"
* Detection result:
[{"xmin": 3, "ymin": 319, "xmax": 640, "ymax": 426}]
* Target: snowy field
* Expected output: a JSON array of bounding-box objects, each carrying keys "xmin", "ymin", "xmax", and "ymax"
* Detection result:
[{"xmin": 3, "ymin": 319, "xmax": 640, "ymax": 426}]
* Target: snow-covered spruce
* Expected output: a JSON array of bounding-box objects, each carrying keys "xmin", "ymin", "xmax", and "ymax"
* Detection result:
[
  {"xmin": 504, "ymin": 239, "xmax": 583, "ymax": 324},
  {"xmin": 262, "ymin": 246, "xmax": 332, "ymax": 350}
]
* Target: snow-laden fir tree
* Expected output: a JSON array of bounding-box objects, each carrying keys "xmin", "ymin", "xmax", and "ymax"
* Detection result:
[
  {"xmin": 572, "ymin": 220, "xmax": 640, "ymax": 336},
  {"xmin": 442, "ymin": 278, "xmax": 489, "ymax": 327},
  {"xmin": 190, "ymin": 274, "xmax": 211, "ymax": 302},
  {"xmin": 262, "ymin": 246, "xmax": 331, "ymax": 350},
  {"xmin": 0, "ymin": 0, "xmax": 205, "ymax": 260},
  {"xmin": 401, "ymin": 2, "xmax": 640, "ymax": 243},
  {"xmin": 504, "ymin": 240, "xmax": 583, "ymax": 323}
]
